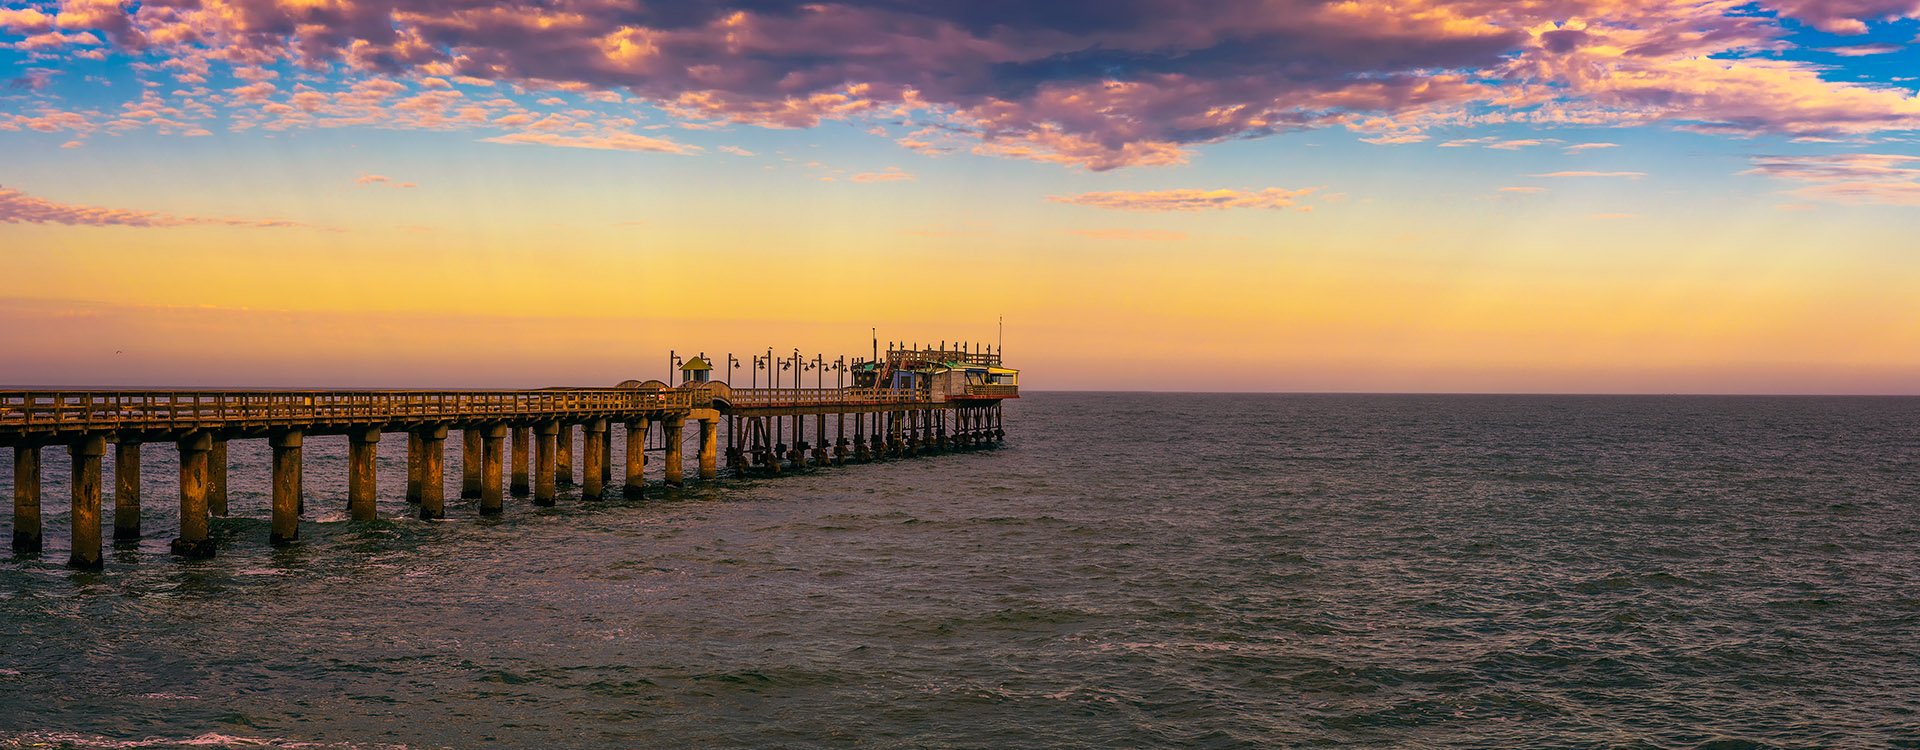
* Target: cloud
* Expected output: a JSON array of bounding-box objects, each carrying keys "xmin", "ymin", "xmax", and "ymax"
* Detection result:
[
  {"xmin": 1768, "ymin": 0, "xmax": 1920, "ymax": 33},
  {"xmin": 1564, "ymin": 142, "xmax": 1619, "ymax": 154},
  {"xmin": 1819, "ymin": 43, "xmax": 1904, "ymax": 56},
  {"xmin": 0, "ymin": 186, "xmax": 308, "ymax": 228},
  {"xmin": 355, "ymin": 174, "xmax": 418, "ymax": 188},
  {"xmin": 1360, "ymin": 133, "xmax": 1431, "ymax": 145},
  {"xmin": 1050, "ymin": 188, "xmax": 1316, "ymax": 212},
  {"xmin": 1070, "ymin": 228, "xmax": 1189, "ymax": 241},
  {"xmin": 11, "ymin": 0, "xmax": 1920, "ymax": 170},
  {"xmin": 1530, "ymin": 171, "xmax": 1646, "ymax": 178},
  {"xmin": 478, "ymin": 131, "xmax": 698, "ymax": 155},
  {"xmin": 849, "ymin": 167, "xmax": 914, "ymax": 183},
  {"xmin": 718, "ymin": 145, "xmax": 755, "ymax": 156},
  {"xmin": 1439, "ymin": 137, "xmax": 1552, "ymax": 150},
  {"xmin": 0, "ymin": 7, "xmax": 54, "ymax": 33},
  {"xmin": 1744, "ymin": 153, "xmax": 1920, "ymax": 206}
]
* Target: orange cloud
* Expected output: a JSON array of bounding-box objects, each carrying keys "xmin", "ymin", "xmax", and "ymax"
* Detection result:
[
  {"xmin": 354, "ymin": 174, "xmax": 418, "ymax": 188},
  {"xmin": 478, "ymin": 131, "xmax": 697, "ymax": 155},
  {"xmin": 849, "ymin": 168, "xmax": 913, "ymax": 183}
]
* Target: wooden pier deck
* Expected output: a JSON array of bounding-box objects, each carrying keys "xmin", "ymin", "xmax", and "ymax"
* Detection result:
[{"xmin": 2, "ymin": 345, "xmax": 1015, "ymax": 569}]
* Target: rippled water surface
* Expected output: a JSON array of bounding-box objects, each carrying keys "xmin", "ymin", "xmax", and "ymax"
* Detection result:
[{"xmin": 3, "ymin": 393, "xmax": 1919, "ymax": 748}]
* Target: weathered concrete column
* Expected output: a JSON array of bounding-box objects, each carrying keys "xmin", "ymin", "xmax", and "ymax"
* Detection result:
[
  {"xmin": 348, "ymin": 427, "xmax": 380, "ymax": 521},
  {"xmin": 663, "ymin": 417, "xmax": 685, "ymax": 487},
  {"xmin": 814, "ymin": 413, "xmax": 828, "ymax": 465},
  {"xmin": 461, "ymin": 428, "xmax": 482, "ymax": 499},
  {"xmin": 406, "ymin": 431, "xmax": 423, "ymax": 503},
  {"xmin": 480, "ymin": 424, "xmax": 506, "ymax": 515},
  {"xmin": 581, "ymin": 418, "xmax": 608, "ymax": 500},
  {"xmin": 534, "ymin": 422, "xmax": 558, "ymax": 507},
  {"xmin": 555, "ymin": 424, "xmax": 573, "ymax": 486},
  {"xmin": 68, "ymin": 435, "xmax": 106, "ymax": 570},
  {"xmin": 417, "ymin": 426, "xmax": 447, "ymax": 520},
  {"xmin": 624, "ymin": 418, "xmax": 648, "ymax": 499},
  {"xmin": 835, "ymin": 413, "xmax": 847, "ymax": 465},
  {"xmin": 269, "ymin": 430, "xmax": 303, "ymax": 546},
  {"xmin": 172, "ymin": 432, "xmax": 215, "ymax": 559},
  {"xmin": 12, "ymin": 445, "xmax": 40, "ymax": 554},
  {"xmin": 510, "ymin": 426, "xmax": 531, "ymax": 497},
  {"xmin": 601, "ymin": 428, "xmax": 613, "ymax": 488},
  {"xmin": 208, "ymin": 438, "xmax": 229, "ymax": 517},
  {"xmin": 698, "ymin": 418, "xmax": 718, "ymax": 481},
  {"xmin": 113, "ymin": 440, "xmax": 141, "ymax": 542}
]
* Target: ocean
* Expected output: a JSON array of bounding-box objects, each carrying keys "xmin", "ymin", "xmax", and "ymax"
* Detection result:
[{"xmin": 1, "ymin": 393, "xmax": 1917, "ymax": 748}]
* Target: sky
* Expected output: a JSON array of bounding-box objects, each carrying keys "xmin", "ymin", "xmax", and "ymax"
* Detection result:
[{"xmin": 3, "ymin": 0, "xmax": 1920, "ymax": 393}]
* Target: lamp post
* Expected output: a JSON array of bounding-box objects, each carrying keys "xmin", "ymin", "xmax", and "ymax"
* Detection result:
[
  {"xmin": 727, "ymin": 353, "xmax": 740, "ymax": 386},
  {"xmin": 669, "ymin": 350, "xmax": 682, "ymax": 387}
]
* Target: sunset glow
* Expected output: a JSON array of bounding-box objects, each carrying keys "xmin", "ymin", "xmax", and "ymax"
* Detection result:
[{"xmin": 6, "ymin": 0, "xmax": 1920, "ymax": 392}]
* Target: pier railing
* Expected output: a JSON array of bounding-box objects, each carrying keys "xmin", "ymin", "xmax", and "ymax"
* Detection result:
[
  {"xmin": 724, "ymin": 387, "xmax": 931, "ymax": 408},
  {"xmin": 0, "ymin": 389, "xmax": 696, "ymax": 433},
  {"xmin": 962, "ymin": 385, "xmax": 1019, "ymax": 398}
]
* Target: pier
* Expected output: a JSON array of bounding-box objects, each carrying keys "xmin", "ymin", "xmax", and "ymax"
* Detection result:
[{"xmin": 2, "ymin": 343, "xmax": 1016, "ymax": 569}]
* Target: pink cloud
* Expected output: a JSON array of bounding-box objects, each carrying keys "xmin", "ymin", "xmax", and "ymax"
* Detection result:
[
  {"xmin": 1745, "ymin": 153, "xmax": 1920, "ymax": 205},
  {"xmin": 8, "ymin": 0, "xmax": 1920, "ymax": 170},
  {"xmin": 1050, "ymin": 188, "xmax": 1317, "ymax": 212},
  {"xmin": 0, "ymin": 186, "xmax": 309, "ymax": 228}
]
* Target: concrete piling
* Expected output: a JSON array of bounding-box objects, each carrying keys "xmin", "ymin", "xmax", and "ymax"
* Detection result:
[
  {"xmin": 172, "ymin": 432, "xmax": 215, "ymax": 559},
  {"xmin": 813, "ymin": 413, "xmax": 827, "ymax": 465},
  {"xmin": 417, "ymin": 426, "xmax": 446, "ymax": 520},
  {"xmin": 348, "ymin": 427, "xmax": 380, "ymax": 522},
  {"xmin": 510, "ymin": 426, "xmax": 531, "ymax": 497},
  {"xmin": 555, "ymin": 424, "xmax": 573, "ymax": 487},
  {"xmin": 113, "ymin": 440, "xmax": 140, "ymax": 542},
  {"xmin": 11, "ymin": 445, "xmax": 39, "ymax": 554},
  {"xmin": 68, "ymin": 435, "xmax": 106, "ymax": 570},
  {"xmin": 624, "ymin": 419, "xmax": 647, "ymax": 499},
  {"xmin": 699, "ymin": 418, "xmax": 718, "ymax": 481},
  {"xmin": 208, "ymin": 439, "xmax": 229, "ymax": 517},
  {"xmin": 461, "ymin": 428, "xmax": 482, "ymax": 499},
  {"xmin": 664, "ymin": 417, "xmax": 685, "ymax": 487},
  {"xmin": 601, "ymin": 427, "xmax": 613, "ymax": 488},
  {"xmin": 582, "ymin": 418, "xmax": 607, "ymax": 500},
  {"xmin": 270, "ymin": 430, "xmax": 303, "ymax": 545},
  {"xmin": 406, "ymin": 432, "xmax": 423, "ymax": 503},
  {"xmin": 480, "ymin": 424, "xmax": 506, "ymax": 515},
  {"xmin": 534, "ymin": 422, "xmax": 557, "ymax": 507}
]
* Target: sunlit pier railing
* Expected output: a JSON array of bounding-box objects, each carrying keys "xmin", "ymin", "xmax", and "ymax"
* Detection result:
[
  {"xmin": 721, "ymin": 387, "xmax": 932, "ymax": 408},
  {"xmin": 0, "ymin": 389, "xmax": 696, "ymax": 434}
]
